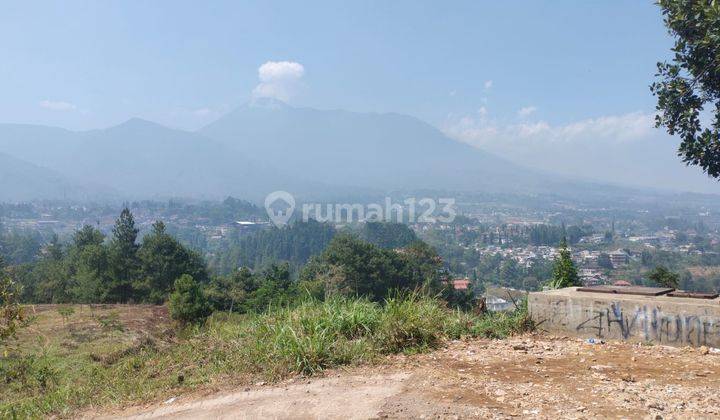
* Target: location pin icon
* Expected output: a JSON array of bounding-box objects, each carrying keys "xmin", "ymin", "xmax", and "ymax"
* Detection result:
[{"xmin": 265, "ymin": 191, "xmax": 295, "ymax": 227}]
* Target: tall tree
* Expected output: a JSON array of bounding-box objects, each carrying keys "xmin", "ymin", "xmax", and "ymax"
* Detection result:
[
  {"xmin": 107, "ymin": 208, "xmax": 140, "ymax": 302},
  {"xmin": 67, "ymin": 225, "xmax": 110, "ymax": 304},
  {"xmin": 547, "ymin": 238, "xmax": 580, "ymax": 289},
  {"xmin": 651, "ymin": 0, "xmax": 720, "ymax": 177},
  {"xmin": 137, "ymin": 220, "xmax": 208, "ymax": 303}
]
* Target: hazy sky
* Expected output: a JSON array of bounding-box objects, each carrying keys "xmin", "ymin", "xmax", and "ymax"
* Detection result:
[
  {"xmin": 4, "ymin": 1, "xmax": 716, "ymax": 192},
  {"xmin": 1, "ymin": 1, "xmax": 671, "ymax": 129}
]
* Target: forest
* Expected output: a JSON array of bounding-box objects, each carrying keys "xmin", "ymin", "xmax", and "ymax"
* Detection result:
[{"xmin": 2, "ymin": 209, "xmax": 473, "ymax": 320}]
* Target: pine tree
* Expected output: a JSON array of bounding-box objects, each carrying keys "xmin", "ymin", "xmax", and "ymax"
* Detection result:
[
  {"xmin": 547, "ymin": 238, "xmax": 580, "ymax": 289},
  {"xmin": 137, "ymin": 220, "xmax": 208, "ymax": 303},
  {"xmin": 168, "ymin": 274, "xmax": 210, "ymax": 324},
  {"xmin": 107, "ymin": 208, "xmax": 140, "ymax": 302}
]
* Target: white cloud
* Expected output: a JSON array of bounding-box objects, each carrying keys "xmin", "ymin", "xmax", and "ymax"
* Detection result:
[
  {"xmin": 445, "ymin": 110, "xmax": 655, "ymax": 147},
  {"xmin": 517, "ymin": 106, "xmax": 537, "ymax": 118},
  {"xmin": 252, "ymin": 61, "xmax": 305, "ymax": 102},
  {"xmin": 484, "ymin": 80, "xmax": 493, "ymax": 90},
  {"xmin": 39, "ymin": 100, "xmax": 76, "ymax": 111}
]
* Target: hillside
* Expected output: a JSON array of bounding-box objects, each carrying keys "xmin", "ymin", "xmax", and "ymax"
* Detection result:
[
  {"xmin": 0, "ymin": 152, "xmax": 92, "ymax": 201},
  {"xmin": 0, "ymin": 120, "xmax": 308, "ymax": 200},
  {"xmin": 0, "ymin": 105, "xmax": 706, "ymax": 202},
  {"xmin": 200, "ymin": 98, "xmax": 576, "ymax": 194}
]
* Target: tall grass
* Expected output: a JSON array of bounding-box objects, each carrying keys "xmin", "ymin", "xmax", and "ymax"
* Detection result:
[{"xmin": 1, "ymin": 295, "xmax": 532, "ymax": 418}]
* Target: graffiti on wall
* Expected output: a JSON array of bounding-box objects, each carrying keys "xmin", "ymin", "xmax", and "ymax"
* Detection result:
[{"xmin": 575, "ymin": 302, "xmax": 718, "ymax": 346}]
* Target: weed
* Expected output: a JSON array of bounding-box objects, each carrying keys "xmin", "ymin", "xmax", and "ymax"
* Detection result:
[
  {"xmin": 0, "ymin": 297, "xmax": 532, "ymax": 417},
  {"xmin": 97, "ymin": 311, "xmax": 124, "ymax": 332}
]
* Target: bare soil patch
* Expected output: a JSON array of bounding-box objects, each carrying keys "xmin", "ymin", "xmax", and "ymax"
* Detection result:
[{"xmin": 105, "ymin": 334, "xmax": 720, "ymax": 419}]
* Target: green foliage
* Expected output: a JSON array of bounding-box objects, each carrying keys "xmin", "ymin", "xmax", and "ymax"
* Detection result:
[
  {"xmin": 11, "ymin": 210, "xmax": 210, "ymax": 305},
  {"xmin": 106, "ymin": 208, "xmax": 140, "ymax": 302},
  {"xmin": 137, "ymin": 221, "xmax": 208, "ymax": 304},
  {"xmin": 0, "ymin": 296, "xmax": 533, "ymax": 417},
  {"xmin": 219, "ymin": 294, "xmax": 531, "ymax": 376},
  {"xmin": 547, "ymin": 238, "xmax": 580, "ymax": 289},
  {"xmin": 651, "ymin": 0, "xmax": 720, "ymax": 177},
  {"xmin": 168, "ymin": 274, "xmax": 211, "ymax": 324},
  {"xmin": 211, "ymin": 219, "xmax": 335, "ymax": 274},
  {"xmin": 206, "ymin": 264, "xmax": 297, "ymax": 314},
  {"xmin": 357, "ymin": 221, "xmax": 418, "ymax": 249},
  {"xmin": 299, "ymin": 234, "xmax": 444, "ymax": 301},
  {"xmin": 0, "ymin": 270, "xmax": 24, "ymax": 343},
  {"xmin": 648, "ymin": 265, "xmax": 680, "ymax": 288},
  {"xmin": 57, "ymin": 306, "xmax": 75, "ymax": 326},
  {"xmin": 0, "ymin": 354, "xmax": 58, "ymax": 392},
  {"xmin": 97, "ymin": 311, "xmax": 124, "ymax": 332}
]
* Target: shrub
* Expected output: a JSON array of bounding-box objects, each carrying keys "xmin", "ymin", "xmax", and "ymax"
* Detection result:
[{"xmin": 168, "ymin": 274, "xmax": 210, "ymax": 324}]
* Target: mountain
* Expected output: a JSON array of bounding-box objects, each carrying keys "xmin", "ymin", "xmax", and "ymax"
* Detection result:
[
  {"xmin": 200, "ymin": 98, "xmax": 583, "ymax": 194},
  {"xmin": 0, "ymin": 152, "xmax": 87, "ymax": 201},
  {"xmin": 0, "ymin": 119, "xmax": 310, "ymax": 200},
  {"xmin": 0, "ymin": 102, "xmax": 711, "ymax": 202}
]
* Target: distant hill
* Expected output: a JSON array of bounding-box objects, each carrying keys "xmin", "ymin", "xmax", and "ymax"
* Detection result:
[
  {"xmin": 0, "ymin": 119, "xmax": 311, "ymax": 200},
  {"xmin": 0, "ymin": 152, "xmax": 86, "ymax": 201},
  {"xmin": 0, "ymin": 101, "xmax": 712, "ymax": 202},
  {"xmin": 199, "ymin": 98, "xmax": 577, "ymax": 194}
]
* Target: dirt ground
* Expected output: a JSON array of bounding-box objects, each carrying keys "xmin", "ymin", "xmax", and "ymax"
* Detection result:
[{"xmin": 104, "ymin": 334, "xmax": 720, "ymax": 419}]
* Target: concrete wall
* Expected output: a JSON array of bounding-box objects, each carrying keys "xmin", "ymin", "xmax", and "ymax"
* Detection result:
[{"xmin": 529, "ymin": 287, "xmax": 720, "ymax": 347}]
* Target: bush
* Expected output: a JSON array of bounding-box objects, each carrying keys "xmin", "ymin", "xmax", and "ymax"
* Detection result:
[
  {"xmin": 375, "ymin": 294, "xmax": 447, "ymax": 353},
  {"xmin": 168, "ymin": 274, "xmax": 210, "ymax": 324}
]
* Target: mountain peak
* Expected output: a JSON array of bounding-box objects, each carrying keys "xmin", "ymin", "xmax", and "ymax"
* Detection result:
[
  {"xmin": 115, "ymin": 117, "xmax": 163, "ymax": 130},
  {"xmin": 247, "ymin": 96, "xmax": 290, "ymax": 110}
]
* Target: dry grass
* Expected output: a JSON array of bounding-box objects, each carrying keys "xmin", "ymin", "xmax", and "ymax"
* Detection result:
[{"xmin": 0, "ymin": 298, "xmax": 531, "ymax": 418}]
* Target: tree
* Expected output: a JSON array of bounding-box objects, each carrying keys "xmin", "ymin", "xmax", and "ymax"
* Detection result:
[
  {"xmin": 107, "ymin": 208, "xmax": 140, "ymax": 302},
  {"xmin": 359, "ymin": 222, "xmax": 418, "ymax": 249},
  {"xmin": 396, "ymin": 241, "xmax": 444, "ymax": 294},
  {"xmin": 137, "ymin": 221, "xmax": 208, "ymax": 303},
  {"xmin": 547, "ymin": 239, "xmax": 580, "ymax": 289},
  {"xmin": 168, "ymin": 274, "xmax": 210, "ymax": 324},
  {"xmin": 67, "ymin": 225, "xmax": 110, "ymax": 303},
  {"xmin": 205, "ymin": 267, "xmax": 255, "ymax": 312},
  {"xmin": 33, "ymin": 246, "xmax": 71, "ymax": 303},
  {"xmin": 648, "ymin": 265, "xmax": 680, "ymax": 289},
  {"xmin": 651, "ymin": 1, "xmax": 720, "ymax": 177},
  {"xmin": 299, "ymin": 234, "xmax": 443, "ymax": 301},
  {"xmin": 72, "ymin": 225, "xmax": 105, "ymax": 249},
  {"xmin": 499, "ymin": 259, "xmax": 522, "ymax": 287}
]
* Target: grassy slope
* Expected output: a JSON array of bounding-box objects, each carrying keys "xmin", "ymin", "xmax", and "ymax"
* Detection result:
[{"xmin": 0, "ymin": 296, "xmax": 532, "ymax": 418}]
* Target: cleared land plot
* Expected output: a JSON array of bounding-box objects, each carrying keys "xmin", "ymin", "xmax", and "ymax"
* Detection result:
[{"xmin": 111, "ymin": 335, "xmax": 720, "ymax": 419}]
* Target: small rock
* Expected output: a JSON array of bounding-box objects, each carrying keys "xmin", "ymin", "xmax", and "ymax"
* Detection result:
[
  {"xmin": 513, "ymin": 344, "xmax": 528, "ymax": 351},
  {"xmin": 647, "ymin": 402, "xmax": 665, "ymax": 411},
  {"xmin": 620, "ymin": 373, "xmax": 636, "ymax": 382}
]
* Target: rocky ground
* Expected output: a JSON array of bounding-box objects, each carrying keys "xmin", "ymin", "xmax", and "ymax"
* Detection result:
[{"xmin": 105, "ymin": 334, "xmax": 720, "ymax": 419}]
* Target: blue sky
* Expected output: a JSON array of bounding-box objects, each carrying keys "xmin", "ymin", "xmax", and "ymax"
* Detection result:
[
  {"xmin": 0, "ymin": 1, "xmax": 672, "ymax": 131},
  {"xmin": 7, "ymin": 1, "xmax": 715, "ymax": 192}
]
